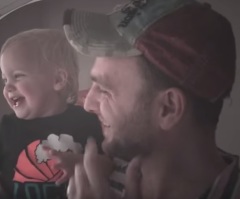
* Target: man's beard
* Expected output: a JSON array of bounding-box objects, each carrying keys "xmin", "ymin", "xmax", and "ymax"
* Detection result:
[
  {"xmin": 102, "ymin": 96, "xmax": 155, "ymax": 161},
  {"xmin": 102, "ymin": 134, "xmax": 152, "ymax": 161}
]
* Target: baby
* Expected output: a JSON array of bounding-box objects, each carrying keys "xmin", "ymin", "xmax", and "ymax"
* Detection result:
[{"xmin": 0, "ymin": 29, "xmax": 103, "ymax": 199}]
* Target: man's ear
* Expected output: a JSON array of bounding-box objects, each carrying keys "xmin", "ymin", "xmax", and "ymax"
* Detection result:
[
  {"xmin": 53, "ymin": 68, "xmax": 68, "ymax": 91},
  {"xmin": 157, "ymin": 88, "xmax": 186, "ymax": 130}
]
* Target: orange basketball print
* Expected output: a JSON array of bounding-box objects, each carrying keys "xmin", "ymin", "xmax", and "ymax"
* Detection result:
[{"xmin": 13, "ymin": 140, "xmax": 63, "ymax": 183}]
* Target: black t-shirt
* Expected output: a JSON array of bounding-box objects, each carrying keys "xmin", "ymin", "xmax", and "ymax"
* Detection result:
[{"xmin": 0, "ymin": 105, "xmax": 103, "ymax": 199}]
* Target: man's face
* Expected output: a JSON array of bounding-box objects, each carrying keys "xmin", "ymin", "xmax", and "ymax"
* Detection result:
[{"xmin": 84, "ymin": 56, "xmax": 157, "ymax": 160}]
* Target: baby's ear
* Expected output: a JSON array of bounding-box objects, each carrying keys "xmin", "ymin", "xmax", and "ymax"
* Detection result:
[{"xmin": 53, "ymin": 68, "xmax": 68, "ymax": 91}]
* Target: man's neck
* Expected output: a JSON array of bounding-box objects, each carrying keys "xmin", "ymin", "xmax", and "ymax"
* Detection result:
[{"xmin": 139, "ymin": 133, "xmax": 227, "ymax": 199}]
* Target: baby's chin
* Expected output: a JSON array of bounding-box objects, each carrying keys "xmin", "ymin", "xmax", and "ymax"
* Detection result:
[
  {"xmin": 14, "ymin": 110, "xmax": 38, "ymax": 120},
  {"xmin": 14, "ymin": 107, "xmax": 62, "ymax": 120},
  {"xmin": 15, "ymin": 113, "xmax": 33, "ymax": 120}
]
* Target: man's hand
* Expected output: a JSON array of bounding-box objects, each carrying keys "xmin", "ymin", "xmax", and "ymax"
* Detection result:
[
  {"xmin": 46, "ymin": 137, "xmax": 143, "ymax": 199},
  {"xmin": 67, "ymin": 138, "xmax": 114, "ymax": 199},
  {"xmin": 67, "ymin": 163, "xmax": 91, "ymax": 199},
  {"xmin": 124, "ymin": 156, "xmax": 142, "ymax": 199}
]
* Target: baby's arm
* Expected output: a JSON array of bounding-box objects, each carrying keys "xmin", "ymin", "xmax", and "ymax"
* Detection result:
[
  {"xmin": 43, "ymin": 146, "xmax": 82, "ymax": 185},
  {"xmin": 45, "ymin": 138, "xmax": 125, "ymax": 199}
]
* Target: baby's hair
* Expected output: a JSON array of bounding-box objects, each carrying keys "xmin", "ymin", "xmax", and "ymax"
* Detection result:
[{"xmin": 0, "ymin": 29, "xmax": 79, "ymax": 104}]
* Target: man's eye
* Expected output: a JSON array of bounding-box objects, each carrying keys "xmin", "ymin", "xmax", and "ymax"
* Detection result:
[
  {"xmin": 101, "ymin": 89, "xmax": 109, "ymax": 94},
  {"xmin": 98, "ymin": 87, "xmax": 109, "ymax": 95}
]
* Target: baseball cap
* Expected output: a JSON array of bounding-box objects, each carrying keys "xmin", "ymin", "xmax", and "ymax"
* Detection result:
[{"xmin": 63, "ymin": 0, "xmax": 236, "ymax": 102}]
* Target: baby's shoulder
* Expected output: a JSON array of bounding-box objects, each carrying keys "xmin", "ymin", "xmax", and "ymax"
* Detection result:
[
  {"xmin": 68, "ymin": 105, "xmax": 99, "ymax": 121},
  {"xmin": 1, "ymin": 113, "xmax": 17, "ymax": 124}
]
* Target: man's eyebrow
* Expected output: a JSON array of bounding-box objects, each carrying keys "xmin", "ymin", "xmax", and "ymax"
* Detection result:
[{"xmin": 90, "ymin": 73, "xmax": 113, "ymax": 89}]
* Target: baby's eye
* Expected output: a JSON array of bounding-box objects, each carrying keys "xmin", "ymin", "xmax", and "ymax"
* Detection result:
[
  {"xmin": 14, "ymin": 73, "xmax": 25, "ymax": 80},
  {"xmin": 2, "ymin": 78, "xmax": 7, "ymax": 85}
]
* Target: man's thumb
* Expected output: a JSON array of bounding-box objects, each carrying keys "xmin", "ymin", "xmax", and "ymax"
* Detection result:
[{"xmin": 124, "ymin": 156, "xmax": 142, "ymax": 199}]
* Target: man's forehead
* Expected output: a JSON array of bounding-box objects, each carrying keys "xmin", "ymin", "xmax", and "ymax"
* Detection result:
[
  {"xmin": 91, "ymin": 56, "xmax": 141, "ymax": 75},
  {"xmin": 90, "ymin": 56, "xmax": 145, "ymax": 92},
  {"xmin": 90, "ymin": 57, "xmax": 116, "ymax": 89}
]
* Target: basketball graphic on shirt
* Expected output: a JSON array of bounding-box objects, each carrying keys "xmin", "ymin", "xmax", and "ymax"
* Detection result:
[{"xmin": 13, "ymin": 134, "xmax": 82, "ymax": 183}]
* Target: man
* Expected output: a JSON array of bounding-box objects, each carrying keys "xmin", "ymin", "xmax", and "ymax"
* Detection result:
[{"xmin": 63, "ymin": 0, "xmax": 240, "ymax": 198}]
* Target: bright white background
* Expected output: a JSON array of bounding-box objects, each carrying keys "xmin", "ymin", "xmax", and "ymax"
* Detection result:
[{"xmin": 0, "ymin": 0, "xmax": 239, "ymax": 156}]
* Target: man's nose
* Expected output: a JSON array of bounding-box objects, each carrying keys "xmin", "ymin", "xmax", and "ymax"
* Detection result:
[{"xmin": 84, "ymin": 87, "xmax": 99, "ymax": 114}]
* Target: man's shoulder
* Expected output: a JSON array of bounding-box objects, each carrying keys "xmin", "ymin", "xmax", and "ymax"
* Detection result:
[
  {"xmin": 206, "ymin": 150, "xmax": 240, "ymax": 199},
  {"xmin": 220, "ymin": 149, "xmax": 239, "ymax": 166},
  {"xmin": 230, "ymin": 173, "xmax": 240, "ymax": 199}
]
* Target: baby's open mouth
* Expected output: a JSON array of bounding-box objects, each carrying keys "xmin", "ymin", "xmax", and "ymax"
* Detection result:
[{"xmin": 11, "ymin": 97, "xmax": 23, "ymax": 107}]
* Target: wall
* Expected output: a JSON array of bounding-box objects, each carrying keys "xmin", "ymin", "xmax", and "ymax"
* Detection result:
[
  {"xmin": 203, "ymin": 0, "xmax": 240, "ymax": 156},
  {"xmin": 0, "ymin": 0, "xmax": 239, "ymax": 156}
]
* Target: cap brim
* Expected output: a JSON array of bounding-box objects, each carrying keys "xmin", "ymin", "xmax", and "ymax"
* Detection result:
[{"xmin": 63, "ymin": 9, "xmax": 141, "ymax": 57}]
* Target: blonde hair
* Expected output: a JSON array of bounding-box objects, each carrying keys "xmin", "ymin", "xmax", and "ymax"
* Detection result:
[{"xmin": 0, "ymin": 29, "xmax": 79, "ymax": 104}]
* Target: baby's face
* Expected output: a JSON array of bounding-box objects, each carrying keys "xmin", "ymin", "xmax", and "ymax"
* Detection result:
[{"xmin": 0, "ymin": 42, "xmax": 66, "ymax": 119}]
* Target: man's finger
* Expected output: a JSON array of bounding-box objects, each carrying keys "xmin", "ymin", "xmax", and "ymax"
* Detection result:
[
  {"xmin": 84, "ymin": 137, "xmax": 99, "ymax": 179},
  {"xmin": 84, "ymin": 138, "xmax": 113, "ymax": 199},
  {"xmin": 124, "ymin": 157, "xmax": 142, "ymax": 199},
  {"xmin": 85, "ymin": 137, "xmax": 98, "ymax": 158},
  {"xmin": 74, "ymin": 162, "xmax": 91, "ymax": 199},
  {"xmin": 67, "ymin": 177, "xmax": 76, "ymax": 199}
]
